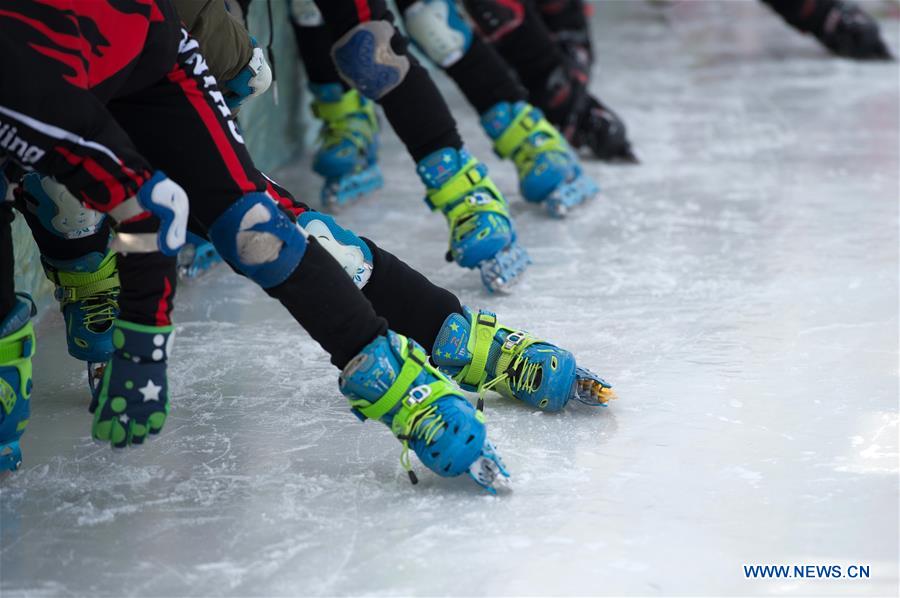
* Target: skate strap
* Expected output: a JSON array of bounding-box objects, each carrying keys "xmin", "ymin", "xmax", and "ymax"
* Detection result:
[
  {"xmin": 54, "ymin": 275, "xmax": 119, "ymax": 304},
  {"xmin": 493, "ymin": 106, "xmax": 562, "ymax": 160},
  {"xmin": 424, "ymin": 157, "xmax": 484, "ymax": 211},
  {"xmin": 353, "ymin": 342, "xmax": 429, "ymax": 421},
  {"xmin": 424, "ymin": 161, "xmax": 509, "ymax": 230},
  {"xmin": 0, "ymin": 322, "xmax": 35, "ymax": 365},
  {"xmin": 312, "ymin": 89, "xmax": 367, "ymax": 122},
  {"xmin": 50, "ymin": 252, "xmax": 119, "ymax": 303},
  {"xmin": 462, "ymin": 310, "xmax": 498, "ymax": 388}
]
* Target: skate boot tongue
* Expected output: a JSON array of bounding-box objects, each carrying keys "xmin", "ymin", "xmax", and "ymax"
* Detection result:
[
  {"xmin": 0, "ymin": 295, "xmax": 35, "ymax": 339},
  {"xmin": 480, "ymin": 102, "xmax": 516, "ymax": 140},
  {"xmin": 431, "ymin": 312, "xmax": 474, "ymax": 374},
  {"xmin": 416, "ymin": 147, "xmax": 470, "ymax": 189}
]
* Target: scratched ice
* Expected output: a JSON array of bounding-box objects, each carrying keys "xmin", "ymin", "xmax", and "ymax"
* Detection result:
[{"xmin": 2, "ymin": 2, "xmax": 897, "ymax": 596}]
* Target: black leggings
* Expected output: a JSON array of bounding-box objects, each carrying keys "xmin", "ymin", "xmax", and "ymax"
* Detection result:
[
  {"xmin": 7, "ymin": 3, "xmax": 464, "ymax": 369},
  {"xmin": 298, "ymin": 0, "xmax": 462, "ymax": 162}
]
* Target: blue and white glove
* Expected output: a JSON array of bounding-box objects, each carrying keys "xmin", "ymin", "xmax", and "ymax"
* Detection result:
[{"xmin": 223, "ymin": 38, "xmax": 273, "ymax": 110}]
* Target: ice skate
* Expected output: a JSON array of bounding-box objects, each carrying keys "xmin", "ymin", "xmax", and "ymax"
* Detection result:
[
  {"xmin": 311, "ymin": 83, "xmax": 384, "ymax": 209},
  {"xmin": 432, "ymin": 307, "xmax": 616, "ymax": 412},
  {"xmin": 417, "ymin": 147, "xmax": 530, "ymax": 292},
  {"xmin": 482, "ymin": 101, "xmax": 599, "ymax": 217},
  {"xmin": 0, "ymin": 294, "xmax": 36, "ymax": 472},
  {"xmin": 340, "ymin": 331, "xmax": 509, "ymax": 492},
  {"xmin": 808, "ymin": 1, "xmax": 894, "ymax": 60},
  {"xmin": 42, "ymin": 251, "xmax": 119, "ymax": 386},
  {"xmin": 542, "ymin": 66, "xmax": 637, "ymax": 162},
  {"xmin": 178, "ymin": 232, "xmax": 223, "ymax": 278}
]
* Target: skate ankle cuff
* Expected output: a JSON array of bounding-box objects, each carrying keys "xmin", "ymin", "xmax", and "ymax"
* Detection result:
[
  {"xmin": 46, "ymin": 252, "xmax": 119, "ymax": 304},
  {"xmin": 312, "ymin": 89, "xmax": 370, "ymax": 122},
  {"xmin": 493, "ymin": 105, "xmax": 557, "ymax": 158},
  {"xmin": 347, "ymin": 339, "xmax": 432, "ymax": 422},
  {"xmin": 0, "ymin": 319, "xmax": 35, "ymax": 403},
  {"xmin": 0, "ymin": 321, "xmax": 35, "ymax": 366},
  {"xmin": 423, "ymin": 161, "xmax": 510, "ymax": 226}
]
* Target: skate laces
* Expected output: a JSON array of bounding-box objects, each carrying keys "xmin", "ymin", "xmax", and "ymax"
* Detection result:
[
  {"xmin": 79, "ymin": 287, "xmax": 118, "ymax": 333},
  {"xmin": 481, "ymin": 345, "xmax": 542, "ymax": 404},
  {"xmin": 52, "ymin": 255, "xmax": 120, "ymax": 333},
  {"xmin": 398, "ymin": 402, "xmax": 446, "ymax": 483},
  {"xmin": 319, "ymin": 114, "xmax": 374, "ymax": 152}
]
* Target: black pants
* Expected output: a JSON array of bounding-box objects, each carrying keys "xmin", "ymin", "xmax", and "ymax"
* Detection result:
[
  {"xmin": 305, "ymin": 0, "xmax": 462, "ymax": 162},
  {"xmin": 2, "ymin": 1, "xmax": 462, "ymax": 369}
]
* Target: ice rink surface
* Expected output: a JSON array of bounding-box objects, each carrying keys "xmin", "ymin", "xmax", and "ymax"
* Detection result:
[{"xmin": 2, "ymin": 1, "xmax": 898, "ymax": 596}]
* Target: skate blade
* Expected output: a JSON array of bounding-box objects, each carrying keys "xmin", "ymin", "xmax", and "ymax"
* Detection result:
[
  {"xmin": 479, "ymin": 242, "xmax": 531, "ymax": 294},
  {"xmin": 614, "ymin": 145, "xmax": 640, "ymax": 164},
  {"xmin": 88, "ymin": 362, "xmax": 106, "ymax": 395},
  {"xmin": 180, "ymin": 248, "xmax": 223, "ymax": 278},
  {"xmin": 545, "ymin": 173, "xmax": 601, "ymax": 218},
  {"xmin": 575, "ymin": 378, "xmax": 618, "ymax": 406},
  {"xmin": 0, "ymin": 441, "xmax": 22, "ymax": 472},
  {"xmin": 320, "ymin": 166, "xmax": 384, "ymax": 211}
]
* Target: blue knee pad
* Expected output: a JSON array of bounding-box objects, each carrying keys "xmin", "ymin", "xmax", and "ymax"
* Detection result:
[
  {"xmin": 403, "ymin": 0, "xmax": 473, "ymax": 67},
  {"xmin": 208, "ymin": 193, "xmax": 307, "ymax": 288},
  {"xmin": 332, "ymin": 21, "xmax": 410, "ymax": 100},
  {"xmin": 22, "ymin": 173, "xmax": 106, "ymax": 240},
  {"xmin": 297, "ymin": 211, "xmax": 373, "ymax": 288}
]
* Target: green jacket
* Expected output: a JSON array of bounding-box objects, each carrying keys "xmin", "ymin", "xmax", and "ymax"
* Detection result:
[{"xmin": 173, "ymin": 0, "xmax": 254, "ymax": 82}]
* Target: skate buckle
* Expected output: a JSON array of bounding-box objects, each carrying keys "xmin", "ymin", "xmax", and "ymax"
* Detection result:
[
  {"xmin": 477, "ymin": 312, "xmax": 497, "ymax": 327},
  {"xmin": 466, "ymin": 191, "xmax": 492, "ymax": 206},
  {"xmin": 503, "ymin": 331, "xmax": 527, "ymax": 350},
  {"xmin": 406, "ymin": 384, "xmax": 432, "ymax": 406},
  {"xmin": 54, "ymin": 287, "xmax": 76, "ymax": 303}
]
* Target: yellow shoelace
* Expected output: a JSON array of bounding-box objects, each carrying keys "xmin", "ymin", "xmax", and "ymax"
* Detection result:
[
  {"xmin": 480, "ymin": 351, "xmax": 542, "ymax": 403},
  {"xmin": 80, "ymin": 290, "xmax": 118, "ymax": 332},
  {"xmin": 398, "ymin": 404, "xmax": 445, "ymax": 481}
]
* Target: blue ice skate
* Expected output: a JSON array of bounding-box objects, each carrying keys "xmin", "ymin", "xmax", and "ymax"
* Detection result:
[
  {"xmin": 482, "ymin": 101, "xmax": 599, "ymax": 218},
  {"xmin": 0, "ymin": 295, "xmax": 36, "ymax": 472},
  {"xmin": 178, "ymin": 232, "xmax": 223, "ymax": 278},
  {"xmin": 417, "ymin": 147, "xmax": 531, "ymax": 293},
  {"xmin": 42, "ymin": 251, "xmax": 119, "ymax": 386},
  {"xmin": 432, "ymin": 307, "xmax": 617, "ymax": 412},
  {"xmin": 311, "ymin": 84, "xmax": 384, "ymax": 209},
  {"xmin": 340, "ymin": 331, "xmax": 509, "ymax": 492}
]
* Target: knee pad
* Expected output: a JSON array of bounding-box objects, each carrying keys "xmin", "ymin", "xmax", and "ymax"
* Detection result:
[
  {"xmin": 297, "ymin": 212, "xmax": 373, "ymax": 289},
  {"xmin": 463, "ymin": 0, "xmax": 525, "ymax": 42},
  {"xmin": 21, "ymin": 173, "xmax": 105, "ymax": 240},
  {"xmin": 404, "ymin": 0, "xmax": 473, "ymax": 68},
  {"xmin": 290, "ymin": 0, "xmax": 324, "ymax": 26},
  {"xmin": 209, "ymin": 192, "xmax": 308, "ymax": 288},
  {"xmin": 331, "ymin": 21, "xmax": 410, "ymax": 100}
]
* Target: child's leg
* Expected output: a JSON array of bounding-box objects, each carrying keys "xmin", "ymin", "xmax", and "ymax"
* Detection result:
[
  {"xmin": 311, "ymin": 0, "xmax": 462, "ymax": 162},
  {"xmin": 463, "ymin": 0, "xmax": 634, "ymax": 161},
  {"xmin": 399, "ymin": 0, "xmax": 600, "ymax": 215},
  {"xmin": 108, "ymin": 29, "xmax": 387, "ymax": 369}
]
